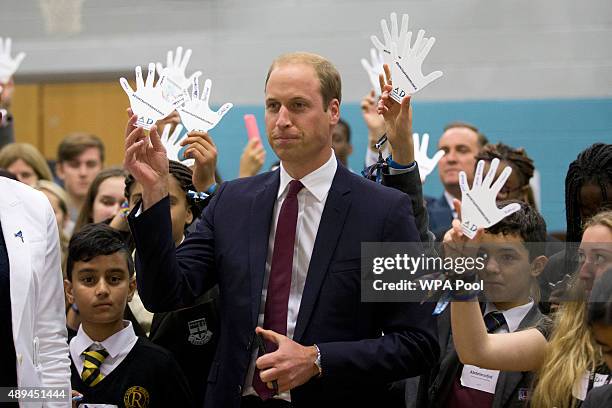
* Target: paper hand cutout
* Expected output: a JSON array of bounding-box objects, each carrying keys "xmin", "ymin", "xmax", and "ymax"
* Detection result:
[
  {"xmin": 413, "ymin": 133, "xmax": 444, "ymax": 183},
  {"xmin": 160, "ymin": 123, "xmax": 194, "ymax": 167},
  {"xmin": 0, "ymin": 37, "xmax": 26, "ymax": 83},
  {"xmin": 459, "ymin": 158, "xmax": 521, "ymax": 239},
  {"xmin": 370, "ymin": 12, "xmax": 411, "ymax": 68},
  {"xmin": 156, "ymin": 46, "xmax": 202, "ymax": 102},
  {"xmin": 178, "ymin": 77, "xmax": 232, "ymax": 132},
  {"xmin": 389, "ymin": 29, "xmax": 443, "ymax": 101},
  {"xmin": 120, "ymin": 63, "xmax": 184, "ymax": 130},
  {"xmin": 361, "ymin": 48, "xmax": 385, "ymax": 94}
]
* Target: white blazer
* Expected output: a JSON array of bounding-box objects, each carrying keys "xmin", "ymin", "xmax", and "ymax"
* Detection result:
[{"xmin": 0, "ymin": 177, "xmax": 70, "ymax": 407}]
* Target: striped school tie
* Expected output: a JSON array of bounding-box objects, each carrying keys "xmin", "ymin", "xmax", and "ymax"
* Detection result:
[
  {"xmin": 484, "ymin": 311, "xmax": 507, "ymax": 333},
  {"xmin": 81, "ymin": 348, "xmax": 109, "ymax": 387}
]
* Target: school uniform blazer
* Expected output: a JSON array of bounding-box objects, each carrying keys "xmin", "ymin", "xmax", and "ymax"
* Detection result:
[
  {"xmin": 0, "ymin": 177, "xmax": 70, "ymax": 407},
  {"xmin": 129, "ymin": 163, "xmax": 439, "ymax": 408},
  {"xmin": 418, "ymin": 303, "xmax": 544, "ymax": 408}
]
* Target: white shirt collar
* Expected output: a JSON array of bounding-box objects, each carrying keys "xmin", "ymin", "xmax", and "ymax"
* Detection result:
[
  {"xmin": 71, "ymin": 320, "xmax": 136, "ymax": 359},
  {"xmin": 278, "ymin": 150, "xmax": 337, "ymax": 202},
  {"xmin": 484, "ymin": 300, "xmax": 534, "ymax": 333},
  {"xmin": 444, "ymin": 190, "xmax": 457, "ymax": 215}
]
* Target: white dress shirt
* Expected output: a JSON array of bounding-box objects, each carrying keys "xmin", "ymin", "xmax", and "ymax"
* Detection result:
[
  {"xmin": 483, "ymin": 300, "xmax": 534, "ymax": 334},
  {"xmin": 70, "ymin": 320, "xmax": 138, "ymax": 377},
  {"xmin": 243, "ymin": 150, "xmax": 338, "ymax": 400},
  {"xmin": 444, "ymin": 190, "xmax": 458, "ymax": 219}
]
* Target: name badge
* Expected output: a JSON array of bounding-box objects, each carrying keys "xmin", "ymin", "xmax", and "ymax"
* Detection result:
[{"xmin": 460, "ymin": 364, "xmax": 500, "ymax": 394}]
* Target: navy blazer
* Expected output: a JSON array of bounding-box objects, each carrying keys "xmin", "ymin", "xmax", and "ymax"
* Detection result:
[
  {"xmin": 129, "ymin": 163, "xmax": 438, "ymax": 408},
  {"xmin": 425, "ymin": 194, "xmax": 454, "ymax": 240}
]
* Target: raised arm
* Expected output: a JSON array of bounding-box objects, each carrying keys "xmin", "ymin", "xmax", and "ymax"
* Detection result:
[{"xmin": 444, "ymin": 214, "xmax": 548, "ymax": 372}]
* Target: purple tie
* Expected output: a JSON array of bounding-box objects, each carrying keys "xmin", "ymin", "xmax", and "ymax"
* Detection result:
[{"xmin": 253, "ymin": 179, "xmax": 303, "ymax": 399}]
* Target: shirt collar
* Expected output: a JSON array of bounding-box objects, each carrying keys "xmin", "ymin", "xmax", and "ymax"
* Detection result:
[
  {"xmin": 71, "ymin": 320, "xmax": 136, "ymax": 359},
  {"xmin": 278, "ymin": 150, "xmax": 337, "ymax": 202},
  {"xmin": 444, "ymin": 190, "xmax": 457, "ymax": 215},
  {"xmin": 485, "ymin": 300, "xmax": 534, "ymax": 333}
]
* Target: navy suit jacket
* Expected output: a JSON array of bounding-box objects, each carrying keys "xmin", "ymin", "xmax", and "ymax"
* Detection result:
[
  {"xmin": 425, "ymin": 194, "xmax": 454, "ymax": 240},
  {"xmin": 129, "ymin": 163, "xmax": 438, "ymax": 408}
]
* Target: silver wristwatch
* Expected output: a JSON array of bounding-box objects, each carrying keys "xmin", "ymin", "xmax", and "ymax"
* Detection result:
[{"xmin": 314, "ymin": 344, "xmax": 322, "ymax": 377}]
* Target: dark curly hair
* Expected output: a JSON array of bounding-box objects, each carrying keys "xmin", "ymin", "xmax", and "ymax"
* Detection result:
[{"xmin": 124, "ymin": 160, "xmax": 203, "ymax": 224}]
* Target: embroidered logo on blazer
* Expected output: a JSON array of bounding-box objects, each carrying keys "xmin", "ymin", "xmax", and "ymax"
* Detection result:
[
  {"xmin": 187, "ymin": 317, "xmax": 213, "ymax": 345},
  {"xmin": 124, "ymin": 385, "xmax": 150, "ymax": 408}
]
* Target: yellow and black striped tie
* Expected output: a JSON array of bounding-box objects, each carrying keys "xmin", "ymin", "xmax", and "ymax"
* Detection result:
[{"xmin": 81, "ymin": 348, "xmax": 109, "ymax": 387}]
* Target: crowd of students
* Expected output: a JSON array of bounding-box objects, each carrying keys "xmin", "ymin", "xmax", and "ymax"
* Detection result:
[{"xmin": 0, "ymin": 48, "xmax": 611, "ymax": 408}]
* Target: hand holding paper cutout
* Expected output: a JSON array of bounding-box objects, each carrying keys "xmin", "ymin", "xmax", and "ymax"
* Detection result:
[
  {"xmin": 389, "ymin": 29, "xmax": 443, "ymax": 101},
  {"xmin": 370, "ymin": 12, "xmax": 411, "ymax": 68},
  {"xmin": 458, "ymin": 158, "xmax": 521, "ymax": 239},
  {"xmin": 178, "ymin": 77, "xmax": 233, "ymax": 132},
  {"xmin": 413, "ymin": 133, "xmax": 444, "ymax": 183},
  {"xmin": 360, "ymin": 48, "xmax": 384, "ymax": 94},
  {"xmin": 0, "ymin": 38, "xmax": 26, "ymax": 83},
  {"xmin": 160, "ymin": 123, "xmax": 194, "ymax": 167},
  {"xmin": 156, "ymin": 46, "xmax": 202, "ymax": 101},
  {"xmin": 120, "ymin": 63, "xmax": 183, "ymax": 130}
]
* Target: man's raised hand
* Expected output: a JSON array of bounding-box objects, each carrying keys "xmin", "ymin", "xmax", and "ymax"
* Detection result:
[{"xmin": 377, "ymin": 64, "xmax": 414, "ymax": 165}]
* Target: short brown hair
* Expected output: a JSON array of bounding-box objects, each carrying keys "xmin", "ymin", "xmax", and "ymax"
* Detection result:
[
  {"xmin": 57, "ymin": 133, "xmax": 105, "ymax": 163},
  {"xmin": 444, "ymin": 121, "xmax": 488, "ymax": 147},
  {"xmin": 0, "ymin": 142, "xmax": 53, "ymax": 181},
  {"xmin": 265, "ymin": 52, "xmax": 342, "ymax": 110}
]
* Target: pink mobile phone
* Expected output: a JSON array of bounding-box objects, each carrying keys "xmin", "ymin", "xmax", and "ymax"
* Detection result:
[{"xmin": 244, "ymin": 114, "xmax": 261, "ymax": 142}]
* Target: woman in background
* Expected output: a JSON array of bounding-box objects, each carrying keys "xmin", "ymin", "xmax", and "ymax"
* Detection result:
[{"xmin": 0, "ymin": 142, "xmax": 53, "ymax": 186}]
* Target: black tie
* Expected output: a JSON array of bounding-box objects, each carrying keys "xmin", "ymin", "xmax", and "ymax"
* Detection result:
[{"xmin": 484, "ymin": 311, "xmax": 506, "ymax": 333}]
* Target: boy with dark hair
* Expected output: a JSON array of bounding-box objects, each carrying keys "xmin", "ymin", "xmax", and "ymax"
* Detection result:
[
  {"xmin": 419, "ymin": 200, "xmax": 550, "ymax": 407},
  {"xmin": 64, "ymin": 223, "xmax": 194, "ymax": 407}
]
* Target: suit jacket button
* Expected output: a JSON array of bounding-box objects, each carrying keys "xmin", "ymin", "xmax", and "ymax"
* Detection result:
[{"xmin": 237, "ymin": 385, "xmax": 242, "ymax": 394}]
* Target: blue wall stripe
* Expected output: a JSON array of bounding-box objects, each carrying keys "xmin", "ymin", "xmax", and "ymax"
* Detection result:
[{"xmin": 210, "ymin": 98, "xmax": 612, "ymax": 232}]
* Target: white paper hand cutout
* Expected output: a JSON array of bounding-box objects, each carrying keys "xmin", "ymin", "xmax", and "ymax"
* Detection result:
[
  {"xmin": 413, "ymin": 133, "xmax": 444, "ymax": 183},
  {"xmin": 370, "ymin": 12, "xmax": 411, "ymax": 68},
  {"xmin": 459, "ymin": 158, "xmax": 522, "ymax": 239},
  {"xmin": 156, "ymin": 46, "xmax": 202, "ymax": 102},
  {"xmin": 120, "ymin": 63, "xmax": 184, "ymax": 130},
  {"xmin": 178, "ymin": 77, "xmax": 233, "ymax": 132},
  {"xmin": 0, "ymin": 38, "xmax": 26, "ymax": 83},
  {"xmin": 389, "ymin": 29, "xmax": 443, "ymax": 101},
  {"xmin": 360, "ymin": 48, "xmax": 384, "ymax": 94},
  {"xmin": 160, "ymin": 123, "xmax": 194, "ymax": 167}
]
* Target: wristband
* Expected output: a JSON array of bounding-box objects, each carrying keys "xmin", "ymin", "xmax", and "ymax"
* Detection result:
[{"xmin": 386, "ymin": 156, "xmax": 416, "ymax": 170}]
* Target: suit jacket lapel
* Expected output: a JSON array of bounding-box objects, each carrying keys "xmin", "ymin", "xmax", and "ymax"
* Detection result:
[
  {"xmin": 293, "ymin": 166, "xmax": 351, "ymax": 342},
  {"xmin": 0, "ymin": 193, "xmax": 32, "ymax": 338},
  {"xmin": 248, "ymin": 172, "xmax": 280, "ymax": 328},
  {"xmin": 493, "ymin": 303, "xmax": 542, "ymax": 408}
]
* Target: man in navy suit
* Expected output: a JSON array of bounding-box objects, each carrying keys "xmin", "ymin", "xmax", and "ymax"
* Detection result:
[
  {"xmin": 427, "ymin": 122, "xmax": 488, "ymax": 239},
  {"xmin": 125, "ymin": 52, "xmax": 437, "ymax": 407}
]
